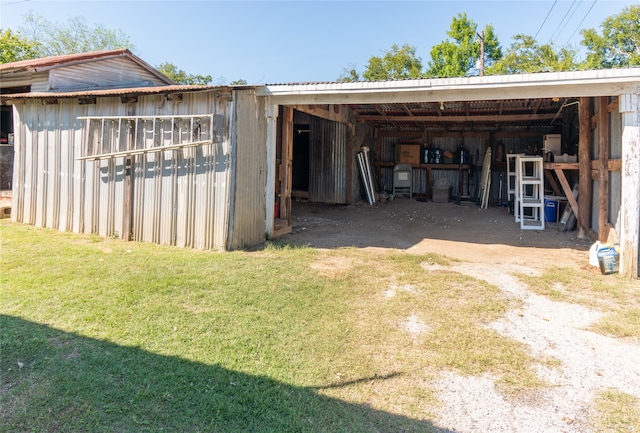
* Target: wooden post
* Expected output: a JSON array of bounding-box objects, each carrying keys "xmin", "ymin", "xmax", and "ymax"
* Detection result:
[
  {"xmin": 577, "ymin": 97, "xmax": 592, "ymax": 239},
  {"xmin": 619, "ymin": 94, "xmax": 640, "ymax": 278},
  {"xmin": 123, "ymin": 156, "xmax": 133, "ymax": 241},
  {"xmin": 598, "ymin": 96, "xmax": 610, "ymax": 242},
  {"xmin": 265, "ymin": 103, "xmax": 278, "ymax": 235},
  {"xmin": 280, "ymin": 106, "xmax": 294, "ymax": 224}
]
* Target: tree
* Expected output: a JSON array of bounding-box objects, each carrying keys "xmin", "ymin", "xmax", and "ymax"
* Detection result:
[
  {"xmin": 337, "ymin": 64, "xmax": 361, "ymax": 82},
  {"xmin": 489, "ymin": 34, "xmax": 578, "ymax": 74},
  {"xmin": 157, "ymin": 62, "xmax": 213, "ymax": 85},
  {"xmin": 20, "ymin": 12, "xmax": 135, "ymax": 57},
  {"xmin": 0, "ymin": 29, "xmax": 39, "ymax": 63},
  {"xmin": 426, "ymin": 13, "xmax": 501, "ymax": 78},
  {"xmin": 581, "ymin": 5, "xmax": 640, "ymax": 69},
  {"xmin": 362, "ymin": 44, "xmax": 423, "ymax": 81}
]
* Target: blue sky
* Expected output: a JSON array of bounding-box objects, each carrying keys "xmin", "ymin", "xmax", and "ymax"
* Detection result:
[{"xmin": 0, "ymin": 0, "xmax": 635, "ymax": 84}]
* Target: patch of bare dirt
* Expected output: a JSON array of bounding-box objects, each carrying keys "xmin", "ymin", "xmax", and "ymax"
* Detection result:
[{"xmin": 283, "ymin": 199, "xmax": 592, "ymax": 271}]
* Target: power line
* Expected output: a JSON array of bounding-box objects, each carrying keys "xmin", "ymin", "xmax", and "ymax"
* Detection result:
[
  {"xmin": 549, "ymin": 0, "xmax": 580, "ymax": 44},
  {"xmin": 565, "ymin": 0, "xmax": 598, "ymax": 45},
  {"xmin": 534, "ymin": 0, "xmax": 558, "ymax": 40}
]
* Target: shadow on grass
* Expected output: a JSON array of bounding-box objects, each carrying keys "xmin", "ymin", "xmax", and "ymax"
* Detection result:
[{"xmin": 1, "ymin": 315, "xmax": 451, "ymax": 433}]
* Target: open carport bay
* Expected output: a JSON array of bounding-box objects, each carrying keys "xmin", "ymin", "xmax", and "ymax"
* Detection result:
[{"xmin": 282, "ymin": 198, "xmax": 593, "ymax": 270}]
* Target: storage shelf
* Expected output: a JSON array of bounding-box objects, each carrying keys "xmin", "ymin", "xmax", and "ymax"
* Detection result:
[{"xmin": 516, "ymin": 155, "xmax": 545, "ymax": 230}]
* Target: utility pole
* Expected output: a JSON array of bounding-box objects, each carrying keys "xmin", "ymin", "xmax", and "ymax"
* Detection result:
[{"xmin": 477, "ymin": 30, "xmax": 485, "ymax": 76}]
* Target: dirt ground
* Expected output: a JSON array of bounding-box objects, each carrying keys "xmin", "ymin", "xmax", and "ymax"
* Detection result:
[{"xmin": 281, "ymin": 197, "xmax": 594, "ymax": 272}]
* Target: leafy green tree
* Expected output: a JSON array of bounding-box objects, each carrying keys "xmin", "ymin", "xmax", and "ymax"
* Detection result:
[
  {"xmin": 230, "ymin": 79, "xmax": 248, "ymax": 85},
  {"xmin": 489, "ymin": 34, "xmax": 578, "ymax": 74},
  {"xmin": 362, "ymin": 44, "xmax": 423, "ymax": 81},
  {"xmin": 426, "ymin": 13, "xmax": 501, "ymax": 78},
  {"xmin": 337, "ymin": 64, "xmax": 361, "ymax": 82},
  {"xmin": 157, "ymin": 62, "xmax": 213, "ymax": 85},
  {"xmin": 0, "ymin": 29, "xmax": 39, "ymax": 63},
  {"xmin": 581, "ymin": 5, "xmax": 640, "ymax": 68},
  {"xmin": 20, "ymin": 12, "xmax": 134, "ymax": 57}
]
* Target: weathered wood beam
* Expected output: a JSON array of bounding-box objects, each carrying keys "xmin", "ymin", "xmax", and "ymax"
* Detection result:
[
  {"xmin": 598, "ymin": 96, "xmax": 610, "ymax": 242},
  {"xmin": 357, "ymin": 113, "xmax": 557, "ymax": 123},
  {"xmin": 578, "ymin": 97, "xmax": 592, "ymax": 239},
  {"xmin": 532, "ymin": 99, "xmax": 542, "ymax": 114},
  {"xmin": 589, "ymin": 159, "xmax": 621, "ymax": 171},
  {"xmin": 401, "ymin": 104, "xmax": 414, "ymax": 116},
  {"xmin": 292, "ymin": 104, "xmax": 349, "ymax": 124},
  {"xmin": 280, "ymin": 107, "xmax": 294, "ymax": 224}
]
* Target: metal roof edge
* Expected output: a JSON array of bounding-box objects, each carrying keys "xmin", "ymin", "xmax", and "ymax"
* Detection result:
[
  {"xmin": 257, "ymin": 68, "xmax": 640, "ymax": 97},
  {"xmin": 0, "ymin": 84, "xmax": 234, "ymax": 100},
  {"xmin": 0, "ymin": 49, "xmax": 177, "ymax": 86}
]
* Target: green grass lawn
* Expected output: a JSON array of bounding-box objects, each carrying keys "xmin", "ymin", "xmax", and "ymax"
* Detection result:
[{"xmin": 1, "ymin": 221, "xmax": 637, "ymax": 432}]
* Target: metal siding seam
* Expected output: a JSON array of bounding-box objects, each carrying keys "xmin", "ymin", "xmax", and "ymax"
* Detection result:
[
  {"xmin": 225, "ymin": 94, "xmax": 238, "ymax": 250},
  {"xmin": 34, "ymin": 106, "xmax": 46, "ymax": 227}
]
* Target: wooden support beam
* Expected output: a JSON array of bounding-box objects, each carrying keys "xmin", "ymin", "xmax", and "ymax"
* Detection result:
[
  {"xmin": 590, "ymin": 159, "xmax": 622, "ymax": 171},
  {"xmin": 578, "ymin": 97, "xmax": 592, "ymax": 239},
  {"xmin": 357, "ymin": 113, "xmax": 557, "ymax": 123},
  {"xmin": 618, "ymin": 94, "xmax": 640, "ymax": 278},
  {"xmin": 597, "ymin": 96, "xmax": 610, "ymax": 242},
  {"xmin": 280, "ymin": 107, "xmax": 294, "ymax": 225},
  {"xmin": 544, "ymin": 170, "xmax": 562, "ymax": 196},
  {"xmin": 555, "ymin": 167, "xmax": 579, "ymax": 217},
  {"xmin": 292, "ymin": 104, "xmax": 349, "ymax": 124}
]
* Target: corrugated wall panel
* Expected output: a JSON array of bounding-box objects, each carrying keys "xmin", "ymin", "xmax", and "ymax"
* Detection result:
[
  {"xmin": 11, "ymin": 90, "xmax": 235, "ymax": 250},
  {"xmin": 308, "ymin": 116, "xmax": 348, "ymax": 204},
  {"xmin": 50, "ymin": 58, "xmax": 168, "ymax": 91},
  {"xmin": 226, "ymin": 90, "xmax": 267, "ymax": 250},
  {"xmin": 34, "ymin": 106, "xmax": 47, "ymax": 227},
  {"xmin": 293, "ymin": 110, "xmax": 349, "ymax": 204}
]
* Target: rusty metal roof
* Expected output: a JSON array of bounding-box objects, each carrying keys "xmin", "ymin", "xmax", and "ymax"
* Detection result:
[
  {"xmin": 0, "ymin": 84, "xmax": 224, "ymax": 100},
  {"xmin": 1, "ymin": 49, "xmax": 131, "ymax": 72},
  {"xmin": 0, "ymin": 49, "xmax": 176, "ymax": 86}
]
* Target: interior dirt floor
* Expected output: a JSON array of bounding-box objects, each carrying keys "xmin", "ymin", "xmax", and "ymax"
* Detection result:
[{"xmin": 280, "ymin": 198, "xmax": 594, "ymax": 271}]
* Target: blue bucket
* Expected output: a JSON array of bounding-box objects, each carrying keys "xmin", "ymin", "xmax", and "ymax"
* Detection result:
[
  {"xmin": 597, "ymin": 247, "xmax": 619, "ymax": 275},
  {"xmin": 544, "ymin": 197, "xmax": 558, "ymax": 223}
]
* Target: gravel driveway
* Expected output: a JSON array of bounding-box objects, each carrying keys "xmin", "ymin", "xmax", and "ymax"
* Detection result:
[{"xmin": 283, "ymin": 200, "xmax": 639, "ymax": 432}]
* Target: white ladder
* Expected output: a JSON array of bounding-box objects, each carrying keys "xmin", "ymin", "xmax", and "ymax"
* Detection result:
[
  {"xmin": 507, "ymin": 153, "xmax": 524, "ymax": 222},
  {"xmin": 516, "ymin": 155, "xmax": 545, "ymax": 230}
]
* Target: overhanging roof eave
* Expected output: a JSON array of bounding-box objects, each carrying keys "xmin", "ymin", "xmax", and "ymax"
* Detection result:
[{"xmin": 258, "ymin": 68, "xmax": 640, "ymax": 105}]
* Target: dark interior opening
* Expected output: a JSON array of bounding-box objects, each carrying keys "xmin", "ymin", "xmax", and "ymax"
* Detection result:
[
  {"xmin": 1, "ymin": 105, "xmax": 14, "ymax": 190},
  {"xmin": 292, "ymin": 124, "xmax": 310, "ymax": 192}
]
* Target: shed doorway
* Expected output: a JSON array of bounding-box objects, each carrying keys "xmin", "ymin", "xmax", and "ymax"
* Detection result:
[{"xmin": 292, "ymin": 124, "xmax": 310, "ymax": 199}]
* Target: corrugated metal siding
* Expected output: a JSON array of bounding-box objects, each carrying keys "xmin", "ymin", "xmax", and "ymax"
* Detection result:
[
  {"xmin": 308, "ymin": 116, "xmax": 349, "ymax": 204},
  {"xmin": 1, "ymin": 71, "xmax": 49, "ymax": 91},
  {"xmin": 50, "ymin": 58, "xmax": 168, "ymax": 91},
  {"xmin": 226, "ymin": 90, "xmax": 268, "ymax": 250},
  {"xmin": 11, "ymin": 90, "xmax": 241, "ymax": 250},
  {"xmin": 291, "ymin": 110, "xmax": 349, "ymax": 204}
]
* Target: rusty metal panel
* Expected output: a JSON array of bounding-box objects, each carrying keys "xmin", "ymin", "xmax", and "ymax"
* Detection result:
[{"xmin": 225, "ymin": 89, "xmax": 267, "ymax": 250}]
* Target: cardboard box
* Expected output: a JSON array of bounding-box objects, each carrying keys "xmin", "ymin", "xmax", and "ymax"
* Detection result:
[
  {"xmin": 396, "ymin": 144, "xmax": 421, "ymax": 164},
  {"xmin": 543, "ymin": 134, "xmax": 561, "ymax": 155}
]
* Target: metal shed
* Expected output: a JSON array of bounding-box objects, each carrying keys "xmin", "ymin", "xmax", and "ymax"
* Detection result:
[
  {"xmin": 1, "ymin": 50, "xmax": 269, "ymax": 250},
  {"xmin": 2, "ymin": 51, "xmax": 639, "ymax": 277}
]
